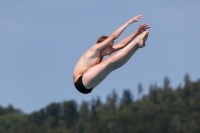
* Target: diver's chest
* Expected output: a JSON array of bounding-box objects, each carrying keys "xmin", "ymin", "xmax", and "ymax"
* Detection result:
[
  {"xmin": 84, "ymin": 52, "xmax": 102, "ymax": 65},
  {"xmin": 85, "ymin": 57, "xmax": 101, "ymax": 66}
]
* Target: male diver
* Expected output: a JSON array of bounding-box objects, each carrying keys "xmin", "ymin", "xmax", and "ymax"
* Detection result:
[{"xmin": 73, "ymin": 14, "xmax": 150, "ymax": 94}]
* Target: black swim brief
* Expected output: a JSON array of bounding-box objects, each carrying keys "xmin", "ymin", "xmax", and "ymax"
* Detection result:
[{"xmin": 74, "ymin": 75, "xmax": 92, "ymax": 94}]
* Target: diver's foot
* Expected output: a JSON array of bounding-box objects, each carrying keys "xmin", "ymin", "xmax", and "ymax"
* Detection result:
[{"xmin": 137, "ymin": 30, "xmax": 149, "ymax": 48}]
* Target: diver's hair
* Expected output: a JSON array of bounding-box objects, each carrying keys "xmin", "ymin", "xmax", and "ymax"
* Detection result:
[{"xmin": 97, "ymin": 36, "xmax": 108, "ymax": 43}]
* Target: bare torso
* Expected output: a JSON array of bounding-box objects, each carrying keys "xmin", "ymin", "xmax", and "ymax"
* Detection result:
[{"xmin": 73, "ymin": 49, "xmax": 103, "ymax": 82}]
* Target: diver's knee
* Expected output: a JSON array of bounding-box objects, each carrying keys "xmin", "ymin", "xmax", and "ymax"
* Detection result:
[{"xmin": 104, "ymin": 58, "xmax": 114, "ymax": 67}]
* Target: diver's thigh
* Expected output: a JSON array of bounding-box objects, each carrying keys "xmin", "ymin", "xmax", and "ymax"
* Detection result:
[{"xmin": 82, "ymin": 58, "xmax": 113, "ymax": 89}]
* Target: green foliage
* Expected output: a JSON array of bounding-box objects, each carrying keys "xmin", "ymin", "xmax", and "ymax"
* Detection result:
[
  {"xmin": 1, "ymin": 75, "xmax": 200, "ymax": 133},
  {"xmin": 0, "ymin": 113, "xmax": 27, "ymax": 133},
  {"xmin": 138, "ymin": 82, "xmax": 143, "ymax": 99},
  {"xmin": 120, "ymin": 89, "xmax": 133, "ymax": 109}
]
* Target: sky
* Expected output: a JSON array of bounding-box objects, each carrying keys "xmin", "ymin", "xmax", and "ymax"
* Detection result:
[{"xmin": 0, "ymin": 0, "xmax": 200, "ymax": 114}]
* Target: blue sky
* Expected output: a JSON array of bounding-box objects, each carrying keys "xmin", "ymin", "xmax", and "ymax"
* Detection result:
[{"xmin": 1, "ymin": 1, "xmax": 200, "ymax": 113}]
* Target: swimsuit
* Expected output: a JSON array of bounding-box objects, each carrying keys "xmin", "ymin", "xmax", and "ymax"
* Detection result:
[{"xmin": 74, "ymin": 75, "xmax": 92, "ymax": 94}]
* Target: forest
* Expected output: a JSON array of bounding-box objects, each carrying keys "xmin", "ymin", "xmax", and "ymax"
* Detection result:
[{"xmin": 0, "ymin": 74, "xmax": 200, "ymax": 133}]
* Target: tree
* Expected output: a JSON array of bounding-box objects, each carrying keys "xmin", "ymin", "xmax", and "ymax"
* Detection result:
[
  {"xmin": 79, "ymin": 101, "xmax": 89, "ymax": 119},
  {"xmin": 120, "ymin": 89, "xmax": 133, "ymax": 109},
  {"xmin": 95, "ymin": 96, "xmax": 102, "ymax": 113},
  {"xmin": 89, "ymin": 98, "xmax": 98, "ymax": 122},
  {"xmin": 62, "ymin": 100, "xmax": 78, "ymax": 128},
  {"xmin": 28, "ymin": 109, "xmax": 46, "ymax": 126},
  {"xmin": 46, "ymin": 103, "xmax": 62, "ymax": 121},
  {"xmin": 138, "ymin": 82, "xmax": 143, "ymax": 99},
  {"xmin": 163, "ymin": 77, "xmax": 170, "ymax": 90},
  {"xmin": 184, "ymin": 73, "xmax": 190, "ymax": 86},
  {"xmin": 106, "ymin": 90, "xmax": 118, "ymax": 113},
  {"xmin": 149, "ymin": 84, "xmax": 159, "ymax": 104},
  {"xmin": 183, "ymin": 73, "xmax": 192, "ymax": 97}
]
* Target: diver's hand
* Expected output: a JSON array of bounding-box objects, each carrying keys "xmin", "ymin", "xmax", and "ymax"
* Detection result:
[
  {"xmin": 128, "ymin": 14, "xmax": 142, "ymax": 24},
  {"xmin": 137, "ymin": 23, "xmax": 150, "ymax": 34}
]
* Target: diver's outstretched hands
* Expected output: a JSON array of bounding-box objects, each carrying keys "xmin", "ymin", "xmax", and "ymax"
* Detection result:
[
  {"xmin": 137, "ymin": 23, "xmax": 150, "ymax": 34},
  {"xmin": 128, "ymin": 14, "xmax": 142, "ymax": 24}
]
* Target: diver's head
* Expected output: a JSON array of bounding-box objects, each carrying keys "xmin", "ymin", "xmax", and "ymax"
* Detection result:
[{"xmin": 97, "ymin": 36, "xmax": 114, "ymax": 56}]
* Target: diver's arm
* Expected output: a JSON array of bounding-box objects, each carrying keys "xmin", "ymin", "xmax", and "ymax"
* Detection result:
[
  {"xmin": 112, "ymin": 31, "xmax": 139, "ymax": 52},
  {"xmin": 91, "ymin": 15, "xmax": 142, "ymax": 51},
  {"xmin": 112, "ymin": 23, "xmax": 150, "ymax": 52}
]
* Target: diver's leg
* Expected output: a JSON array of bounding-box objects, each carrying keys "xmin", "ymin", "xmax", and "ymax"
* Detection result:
[
  {"xmin": 110, "ymin": 30, "xmax": 148, "ymax": 69},
  {"xmin": 83, "ymin": 31, "xmax": 149, "ymax": 89},
  {"xmin": 91, "ymin": 46, "xmax": 139, "ymax": 89}
]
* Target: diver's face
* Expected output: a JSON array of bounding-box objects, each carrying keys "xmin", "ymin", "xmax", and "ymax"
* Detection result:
[{"xmin": 102, "ymin": 41, "xmax": 114, "ymax": 56}]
